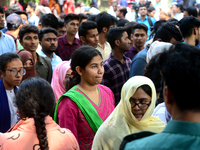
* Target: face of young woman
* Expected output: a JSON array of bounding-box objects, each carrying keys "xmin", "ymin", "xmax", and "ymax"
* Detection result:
[
  {"xmin": 2, "ymin": 59, "xmax": 23, "ymax": 90},
  {"xmin": 80, "ymin": 55, "xmax": 104, "ymax": 86},
  {"xmin": 130, "ymin": 87, "xmax": 151, "ymax": 121}
]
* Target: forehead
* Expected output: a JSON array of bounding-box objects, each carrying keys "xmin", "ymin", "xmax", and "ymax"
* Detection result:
[
  {"xmin": 6, "ymin": 59, "xmax": 23, "ymax": 68},
  {"xmin": 43, "ymin": 32, "xmax": 57, "ymax": 38},
  {"xmin": 86, "ymin": 28, "xmax": 98, "ymax": 35},
  {"xmin": 19, "ymin": 14, "xmax": 27, "ymax": 19},
  {"xmin": 68, "ymin": 19, "xmax": 79, "ymax": 24},
  {"xmin": 133, "ymin": 29, "xmax": 147, "ymax": 34},
  {"xmin": 23, "ymin": 32, "xmax": 38, "ymax": 38},
  {"xmin": 139, "ymin": 6, "xmax": 147, "ymax": 10},
  {"xmin": 122, "ymin": 31, "xmax": 128, "ymax": 37}
]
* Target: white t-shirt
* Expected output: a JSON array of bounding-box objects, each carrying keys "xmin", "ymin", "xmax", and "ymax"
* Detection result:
[{"xmin": 6, "ymin": 89, "xmax": 18, "ymax": 127}]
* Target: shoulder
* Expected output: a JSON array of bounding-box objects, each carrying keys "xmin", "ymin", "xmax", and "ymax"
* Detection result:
[{"xmin": 98, "ymin": 84, "xmax": 113, "ymax": 94}]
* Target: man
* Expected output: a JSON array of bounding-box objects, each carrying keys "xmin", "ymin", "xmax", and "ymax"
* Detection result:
[
  {"xmin": 19, "ymin": 24, "xmax": 52, "ymax": 83},
  {"xmin": 108, "ymin": 1, "xmax": 118, "ymax": 17},
  {"xmin": 183, "ymin": 6, "xmax": 197, "ymax": 17},
  {"xmin": 116, "ymin": 6, "xmax": 127, "ymax": 19},
  {"xmin": 38, "ymin": 28, "xmax": 62, "ymax": 71},
  {"xmin": 5, "ymin": 13, "xmax": 25, "ymax": 50},
  {"xmin": 95, "ymin": 12, "xmax": 118, "ymax": 61},
  {"xmin": 129, "ymin": 22, "xmax": 182, "ymax": 77},
  {"xmin": 38, "ymin": 13, "xmax": 59, "ymax": 30},
  {"xmin": 0, "ymin": 5, "xmax": 16, "ymax": 55},
  {"xmin": 26, "ymin": 2, "xmax": 39, "ymax": 26},
  {"xmin": 159, "ymin": 8, "xmax": 171, "ymax": 20},
  {"xmin": 56, "ymin": 14, "xmax": 81, "ymax": 60},
  {"xmin": 124, "ymin": 23, "xmax": 148, "ymax": 60},
  {"xmin": 15, "ymin": 10, "xmax": 29, "ymax": 25},
  {"xmin": 102, "ymin": 27, "xmax": 131, "ymax": 106},
  {"xmin": 135, "ymin": 4, "xmax": 156, "ymax": 35},
  {"xmin": 121, "ymin": 43, "xmax": 200, "ymax": 150},
  {"xmin": 78, "ymin": 21, "xmax": 99, "ymax": 48},
  {"xmin": 179, "ymin": 16, "xmax": 200, "ymax": 46},
  {"xmin": 57, "ymin": 19, "xmax": 66, "ymax": 37}
]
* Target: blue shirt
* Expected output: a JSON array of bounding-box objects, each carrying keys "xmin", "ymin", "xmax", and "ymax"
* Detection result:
[
  {"xmin": 28, "ymin": 14, "xmax": 39, "ymax": 26},
  {"xmin": 124, "ymin": 120, "xmax": 200, "ymax": 150},
  {"xmin": 0, "ymin": 31, "xmax": 16, "ymax": 55},
  {"xmin": 134, "ymin": 15, "xmax": 156, "ymax": 35},
  {"xmin": 37, "ymin": 50, "xmax": 62, "ymax": 72},
  {"xmin": 129, "ymin": 48, "xmax": 147, "ymax": 78}
]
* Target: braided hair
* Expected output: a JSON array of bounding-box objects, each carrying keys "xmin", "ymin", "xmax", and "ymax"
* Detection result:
[{"xmin": 16, "ymin": 77, "xmax": 55, "ymax": 150}]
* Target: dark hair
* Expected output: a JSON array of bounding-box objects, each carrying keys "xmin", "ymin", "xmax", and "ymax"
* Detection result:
[
  {"xmin": 176, "ymin": 3, "xmax": 184, "ymax": 12},
  {"xmin": 78, "ymin": 21, "xmax": 97, "ymax": 38},
  {"xmin": 184, "ymin": 6, "xmax": 197, "ymax": 17},
  {"xmin": 117, "ymin": 19, "xmax": 129, "ymax": 27},
  {"xmin": 166, "ymin": 18, "xmax": 179, "ymax": 26},
  {"xmin": 149, "ymin": 20, "xmax": 166, "ymax": 39},
  {"xmin": 139, "ymin": 4, "xmax": 147, "ymax": 9},
  {"xmin": 132, "ymin": 23, "xmax": 148, "ymax": 34},
  {"xmin": 138, "ymin": 84, "xmax": 152, "ymax": 97},
  {"xmin": 119, "ymin": 7, "xmax": 127, "ymax": 17},
  {"xmin": 28, "ymin": 2, "xmax": 36, "ymax": 11},
  {"xmin": 87, "ymin": 14, "xmax": 97, "ymax": 21},
  {"xmin": 19, "ymin": 24, "xmax": 39, "ymax": 41},
  {"xmin": 66, "ymin": 46, "xmax": 102, "ymax": 91},
  {"xmin": 39, "ymin": 13, "xmax": 59, "ymax": 30},
  {"xmin": 15, "ymin": 10, "xmax": 28, "ymax": 18},
  {"xmin": 124, "ymin": 22, "xmax": 138, "ymax": 38},
  {"xmin": 39, "ymin": 28, "xmax": 57, "ymax": 41},
  {"xmin": 95, "ymin": 12, "xmax": 118, "ymax": 33},
  {"xmin": 107, "ymin": 27, "xmax": 126, "ymax": 49},
  {"xmin": 16, "ymin": 77, "xmax": 55, "ymax": 150},
  {"xmin": 153, "ymin": 23, "xmax": 182, "ymax": 42},
  {"xmin": 58, "ymin": 13, "xmax": 66, "ymax": 20},
  {"xmin": 147, "ymin": 6, "xmax": 155, "ymax": 13},
  {"xmin": 58, "ymin": 19, "xmax": 65, "ymax": 28},
  {"xmin": 0, "ymin": 52, "xmax": 21, "ymax": 72},
  {"xmin": 179, "ymin": 16, "xmax": 200, "ymax": 38},
  {"xmin": 158, "ymin": 43, "xmax": 200, "ymax": 111},
  {"xmin": 0, "ymin": 5, "xmax": 4, "ymax": 14},
  {"xmin": 78, "ymin": 13, "xmax": 88, "ymax": 23},
  {"xmin": 5, "ymin": 5, "xmax": 20, "ymax": 18},
  {"xmin": 64, "ymin": 13, "xmax": 79, "ymax": 25}
]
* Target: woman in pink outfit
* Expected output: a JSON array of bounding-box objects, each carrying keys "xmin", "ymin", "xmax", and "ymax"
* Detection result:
[
  {"xmin": 51, "ymin": 61, "xmax": 72, "ymax": 102},
  {"xmin": 54, "ymin": 46, "xmax": 115, "ymax": 150},
  {"xmin": 0, "ymin": 77, "xmax": 79, "ymax": 150}
]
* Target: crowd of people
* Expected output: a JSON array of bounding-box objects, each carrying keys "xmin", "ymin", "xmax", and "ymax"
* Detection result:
[{"xmin": 1, "ymin": 0, "xmax": 200, "ymax": 149}]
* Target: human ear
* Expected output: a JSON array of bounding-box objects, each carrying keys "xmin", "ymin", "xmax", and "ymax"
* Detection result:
[
  {"xmin": 80, "ymin": 36, "xmax": 86, "ymax": 44},
  {"xmin": 102, "ymin": 27, "xmax": 108, "ymax": 33},
  {"xmin": 19, "ymin": 39, "xmax": 23, "ymax": 46},
  {"xmin": 115, "ymin": 39, "xmax": 120, "ymax": 47},
  {"xmin": 75, "ymin": 66, "xmax": 83, "ymax": 76}
]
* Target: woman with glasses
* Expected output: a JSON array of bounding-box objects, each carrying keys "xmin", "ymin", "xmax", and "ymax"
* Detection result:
[
  {"xmin": 0, "ymin": 52, "xmax": 26, "ymax": 133},
  {"xmin": 92, "ymin": 76, "xmax": 166, "ymax": 150}
]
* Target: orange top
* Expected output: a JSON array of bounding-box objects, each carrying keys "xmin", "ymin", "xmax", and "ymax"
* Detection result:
[{"xmin": 0, "ymin": 116, "xmax": 79, "ymax": 150}]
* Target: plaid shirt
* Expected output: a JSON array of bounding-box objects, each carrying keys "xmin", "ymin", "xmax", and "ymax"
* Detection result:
[
  {"xmin": 102, "ymin": 54, "xmax": 131, "ymax": 106},
  {"xmin": 55, "ymin": 34, "xmax": 82, "ymax": 60}
]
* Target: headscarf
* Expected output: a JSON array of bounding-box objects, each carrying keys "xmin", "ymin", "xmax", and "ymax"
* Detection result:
[
  {"xmin": 92, "ymin": 76, "xmax": 166, "ymax": 150},
  {"xmin": 146, "ymin": 41, "xmax": 172, "ymax": 63},
  {"xmin": 16, "ymin": 50, "xmax": 37, "ymax": 81},
  {"xmin": 51, "ymin": 61, "xmax": 71, "ymax": 101}
]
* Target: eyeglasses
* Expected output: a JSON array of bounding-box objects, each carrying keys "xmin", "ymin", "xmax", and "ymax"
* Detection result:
[
  {"xmin": 129, "ymin": 100, "xmax": 151, "ymax": 110},
  {"xmin": 6, "ymin": 69, "xmax": 26, "ymax": 76}
]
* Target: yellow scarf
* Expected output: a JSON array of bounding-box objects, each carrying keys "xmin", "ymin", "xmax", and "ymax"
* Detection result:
[{"xmin": 92, "ymin": 76, "xmax": 166, "ymax": 150}]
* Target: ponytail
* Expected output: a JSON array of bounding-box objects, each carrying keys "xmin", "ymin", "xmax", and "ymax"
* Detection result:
[{"xmin": 65, "ymin": 71, "xmax": 80, "ymax": 92}]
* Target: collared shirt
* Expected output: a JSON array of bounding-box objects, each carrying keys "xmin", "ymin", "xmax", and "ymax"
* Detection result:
[
  {"xmin": 102, "ymin": 54, "xmax": 131, "ymax": 106},
  {"xmin": 124, "ymin": 45, "xmax": 138, "ymax": 60},
  {"xmin": 5, "ymin": 32, "xmax": 18, "ymax": 50},
  {"xmin": 96, "ymin": 41, "xmax": 112, "ymax": 62},
  {"xmin": 0, "ymin": 30, "xmax": 16, "ymax": 55},
  {"xmin": 35, "ymin": 53, "xmax": 52, "ymax": 83},
  {"xmin": 135, "ymin": 15, "xmax": 156, "ymax": 35},
  {"xmin": 55, "ymin": 34, "xmax": 82, "ymax": 60},
  {"xmin": 129, "ymin": 48, "xmax": 148, "ymax": 77},
  {"xmin": 38, "ymin": 50, "xmax": 62, "ymax": 72},
  {"xmin": 124, "ymin": 120, "xmax": 200, "ymax": 150}
]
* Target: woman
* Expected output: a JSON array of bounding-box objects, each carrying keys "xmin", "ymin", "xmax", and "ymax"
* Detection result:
[
  {"xmin": 16, "ymin": 49, "xmax": 37, "ymax": 81},
  {"xmin": 54, "ymin": 46, "xmax": 115, "ymax": 150},
  {"xmin": 92, "ymin": 76, "xmax": 166, "ymax": 150},
  {"xmin": 51, "ymin": 61, "xmax": 72, "ymax": 101},
  {"xmin": 51, "ymin": 0, "xmax": 61, "ymax": 17},
  {"xmin": 0, "ymin": 77, "xmax": 79, "ymax": 150},
  {"xmin": 0, "ymin": 53, "xmax": 25, "ymax": 133}
]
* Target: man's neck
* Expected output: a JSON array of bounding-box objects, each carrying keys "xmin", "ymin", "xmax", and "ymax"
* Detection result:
[
  {"xmin": 112, "ymin": 48, "xmax": 125, "ymax": 64},
  {"xmin": 66, "ymin": 33, "xmax": 75, "ymax": 45},
  {"xmin": 7, "ymin": 30, "xmax": 19, "ymax": 39},
  {"xmin": 42, "ymin": 49, "xmax": 53, "ymax": 60},
  {"xmin": 184, "ymin": 36, "xmax": 196, "ymax": 46},
  {"xmin": 99, "ymin": 33, "xmax": 107, "ymax": 49},
  {"xmin": 30, "ymin": 51, "xmax": 38, "ymax": 64},
  {"xmin": 140, "ymin": 15, "xmax": 146, "ymax": 21},
  {"xmin": 30, "ymin": 11, "xmax": 35, "ymax": 17},
  {"xmin": 133, "ymin": 44, "xmax": 144, "ymax": 52}
]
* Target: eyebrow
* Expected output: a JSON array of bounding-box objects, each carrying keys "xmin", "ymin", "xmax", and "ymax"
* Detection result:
[{"xmin": 129, "ymin": 98, "xmax": 149, "ymax": 101}]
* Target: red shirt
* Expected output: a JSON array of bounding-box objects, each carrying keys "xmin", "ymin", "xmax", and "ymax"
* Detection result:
[{"xmin": 56, "ymin": 34, "xmax": 82, "ymax": 60}]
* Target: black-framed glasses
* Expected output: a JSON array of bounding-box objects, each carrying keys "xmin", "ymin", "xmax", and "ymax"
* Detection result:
[
  {"xmin": 129, "ymin": 100, "xmax": 151, "ymax": 110},
  {"xmin": 6, "ymin": 69, "xmax": 26, "ymax": 76}
]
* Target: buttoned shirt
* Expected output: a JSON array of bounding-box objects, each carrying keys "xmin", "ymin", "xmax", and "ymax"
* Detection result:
[
  {"xmin": 38, "ymin": 50, "xmax": 62, "ymax": 71},
  {"xmin": 102, "ymin": 54, "xmax": 131, "ymax": 106},
  {"xmin": 56, "ymin": 34, "xmax": 82, "ymax": 60},
  {"xmin": 96, "ymin": 41, "xmax": 112, "ymax": 62},
  {"xmin": 123, "ymin": 120, "xmax": 200, "ymax": 150},
  {"xmin": 0, "ymin": 31, "xmax": 16, "ymax": 55}
]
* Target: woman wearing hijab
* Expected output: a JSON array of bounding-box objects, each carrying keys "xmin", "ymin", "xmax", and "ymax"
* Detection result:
[
  {"xmin": 16, "ymin": 50, "xmax": 37, "ymax": 81},
  {"xmin": 92, "ymin": 76, "xmax": 166, "ymax": 150},
  {"xmin": 51, "ymin": 61, "xmax": 72, "ymax": 101}
]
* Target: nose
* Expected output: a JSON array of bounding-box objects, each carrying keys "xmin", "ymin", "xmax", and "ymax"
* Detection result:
[{"xmin": 98, "ymin": 65, "xmax": 104, "ymax": 74}]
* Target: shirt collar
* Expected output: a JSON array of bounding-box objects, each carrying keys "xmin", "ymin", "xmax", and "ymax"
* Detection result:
[
  {"xmin": 63, "ymin": 33, "xmax": 80, "ymax": 45},
  {"xmin": 0, "ymin": 30, "xmax": 5, "ymax": 38}
]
